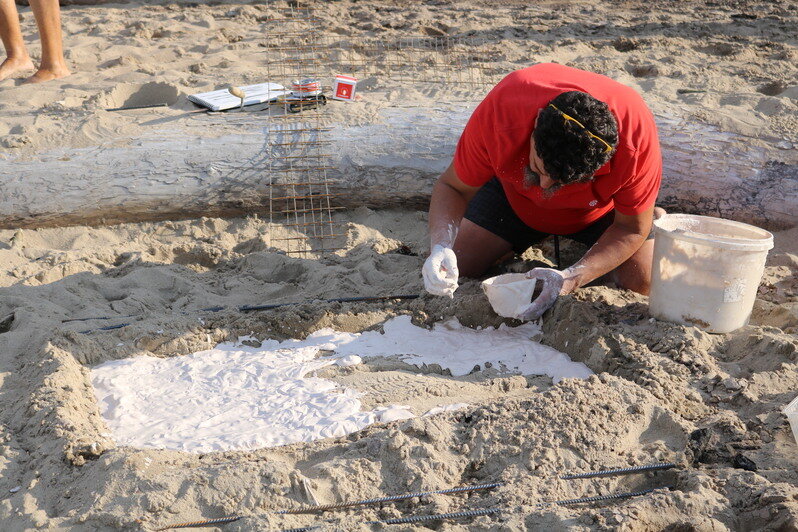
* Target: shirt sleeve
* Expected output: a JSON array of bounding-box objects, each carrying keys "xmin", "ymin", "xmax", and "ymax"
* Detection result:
[
  {"xmin": 612, "ymin": 129, "xmax": 662, "ymax": 216},
  {"xmin": 453, "ymin": 101, "xmax": 495, "ymax": 187}
]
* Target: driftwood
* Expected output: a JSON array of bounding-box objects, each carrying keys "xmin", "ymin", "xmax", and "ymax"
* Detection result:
[{"xmin": 0, "ymin": 106, "xmax": 795, "ymax": 230}]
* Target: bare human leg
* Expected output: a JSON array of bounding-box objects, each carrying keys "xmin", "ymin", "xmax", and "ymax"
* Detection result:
[
  {"xmin": 613, "ymin": 239, "xmax": 654, "ymax": 294},
  {"xmin": 24, "ymin": 0, "xmax": 69, "ymax": 83},
  {"xmin": 452, "ymin": 218, "xmax": 514, "ymax": 278},
  {"xmin": 0, "ymin": 0, "xmax": 34, "ymax": 80},
  {"xmin": 611, "ymin": 206, "xmax": 666, "ymax": 295}
]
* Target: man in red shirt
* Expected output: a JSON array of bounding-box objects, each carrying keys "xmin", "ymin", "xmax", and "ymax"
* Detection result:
[{"xmin": 422, "ymin": 63, "xmax": 663, "ymax": 320}]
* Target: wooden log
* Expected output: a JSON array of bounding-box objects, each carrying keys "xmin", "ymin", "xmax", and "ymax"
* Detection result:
[{"xmin": 0, "ymin": 106, "xmax": 795, "ymax": 230}]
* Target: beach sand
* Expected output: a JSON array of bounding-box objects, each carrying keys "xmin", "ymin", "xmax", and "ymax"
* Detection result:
[
  {"xmin": 0, "ymin": 0, "xmax": 797, "ymax": 530},
  {"xmin": 1, "ymin": 0, "xmax": 796, "ymax": 156},
  {"xmin": 0, "ymin": 208, "xmax": 796, "ymax": 530}
]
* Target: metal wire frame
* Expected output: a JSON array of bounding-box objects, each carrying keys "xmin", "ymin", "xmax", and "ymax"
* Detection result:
[
  {"xmin": 259, "ymin": 32, "xmax": 503, "ymax": 89},
  {"xmin": 262, "ymin": 6, "xmax": 342, "ymax": 258},
  {"xmin": 258, "ymin": 10, "xmax": 505, "ymax": 257},
  {"xmin": 157, "ymin": 464, "xmax": 676, "ymax": 530}
]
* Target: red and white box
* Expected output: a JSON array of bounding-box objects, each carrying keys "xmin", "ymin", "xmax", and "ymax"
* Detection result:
[{"xmin": 332, "ymin": 75, "xmax": 357, "ymax": 102}]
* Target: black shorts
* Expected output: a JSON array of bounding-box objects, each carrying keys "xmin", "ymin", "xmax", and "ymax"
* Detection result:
[{"xmin": 463, "ymin": 177, "xmax": 615, "ymax": 254}]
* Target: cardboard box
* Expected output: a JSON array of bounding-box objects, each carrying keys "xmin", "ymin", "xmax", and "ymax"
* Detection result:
[{"xmin": 332, "ymin": 75, "xmax": 358, "ymax": 102}]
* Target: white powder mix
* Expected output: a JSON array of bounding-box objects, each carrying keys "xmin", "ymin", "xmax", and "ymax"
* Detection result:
[
  {"xmin": 91, "ymin": 316, "xmax": 591, "ymax": 452},
  {"xmin": 299, "ymin": 316, "xmax": 592, "ymax": 382},
  {"xmin": 91, "ymin": 345, "xmax": 393, "ymax": 453}
]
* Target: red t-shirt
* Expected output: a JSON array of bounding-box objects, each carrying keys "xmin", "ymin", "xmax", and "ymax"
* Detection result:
[{"xmin": 454, "ymin": 63, "xmax": 662, "ymax": 235}]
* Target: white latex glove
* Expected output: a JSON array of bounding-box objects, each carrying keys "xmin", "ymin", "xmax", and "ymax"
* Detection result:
[
  {"xmin": 515, "ymin": 267, "xmax": 567, "ymax": 321},
  {"xmin": 422, "ymin": 244, "xmax": 459, "ymax": 298}
]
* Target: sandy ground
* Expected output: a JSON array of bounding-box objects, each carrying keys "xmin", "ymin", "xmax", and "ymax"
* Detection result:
[
  {"xmin": 0, "ymin": 208, "xmax": 795, "ymax": 531},
  {"xmin": 0, "ymin": 0, "xmax": 797, "ymax": 531},
  {"xmin": 0, "ymin": 0, "xmax": 796, "ymax": 156}
]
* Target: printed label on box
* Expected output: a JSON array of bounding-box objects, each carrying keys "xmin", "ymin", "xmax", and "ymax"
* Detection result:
[
  {"xmin": 332, "ymin": 75, "xmax": 358, "ymax": 102},
  {"xmin": 335, "ymin": 84, "xmax": 352, "ymax": 99}
]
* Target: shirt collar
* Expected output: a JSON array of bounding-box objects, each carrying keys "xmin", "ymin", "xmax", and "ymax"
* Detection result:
[{"xmin": 593, "ymin": 159, "xmax": 612, "ymax": 177}]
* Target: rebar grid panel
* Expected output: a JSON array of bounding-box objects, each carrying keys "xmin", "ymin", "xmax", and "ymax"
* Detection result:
[
  {"xmin": 339, "ymin": 35, "xmax": 503, "ymax": 88},
  {"xmin": 260, "ymin": 33, "xmax": 503, "ymax": 91},
  {"xmin": 263, "ymin": 6, "xmax": 342, "ymax": 258},
  {"xmin": 259, "ymin": 10, "xmax": 506, "ymax": 257}
]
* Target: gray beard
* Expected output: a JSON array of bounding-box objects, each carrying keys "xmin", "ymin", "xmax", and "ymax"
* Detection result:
[{"xmin": 523, "ymin": 166, "xmax": 563, "ymax": 199}]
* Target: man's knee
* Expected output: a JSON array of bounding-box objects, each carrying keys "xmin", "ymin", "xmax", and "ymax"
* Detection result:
[
  {"xmin": 615, "ymin": 268, "xmax": 651, "ymax": 295},
  {"xmin": 613, "ymin": 240, "xmax": 654, "ymax": 295},
  {"xmin": 452, "ymin": 219, "xmax": 513, "ymax": 278}
]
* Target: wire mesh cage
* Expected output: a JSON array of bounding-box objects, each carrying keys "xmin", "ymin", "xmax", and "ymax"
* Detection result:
[
  {"xmin": 262, "ymin": 7, "xmax": 344, "ymax": 257},
  {"xmin": 257, "ymin": 6, "xmax": 501, "ymax": 257}
]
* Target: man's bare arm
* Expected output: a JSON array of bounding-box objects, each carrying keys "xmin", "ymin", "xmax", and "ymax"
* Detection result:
[
  {"xmin": 428, "ymin": 163, "xmax": 480, "ymax": 248},
  {"xmin": 562, "ymin": 206, "xmax": 655, "ymax": 292},
  {"xmin": 516, "ymin": 206, "xmax": 654, "ymax": 320},
  {"xmin": 422, "ymin": 163, "xmax": 481, "ymax": 298}
]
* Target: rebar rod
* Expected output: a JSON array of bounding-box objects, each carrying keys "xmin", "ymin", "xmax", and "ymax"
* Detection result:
[
  {"xmin": 271, "ymin": 166, "xmax": 337, "ymax": 172},
  {"xmin": 268, "ymin": 182, "xmax": 337, "ymax": 186},
  {"xmin": 268, "ymin": 141, "xmax": 332, "ymax": 147},
  {"xmin": 325, "ymin": 295, "xmax": 419, "ymax": 304},
  {"xmin": 238, "ymin": 294, "xmax": 419, "ymax": 312},
  {"xmin": 271, "ymin": 233, "xmax": 345, "ymax": 241},
  {"xmin": 78, "ymin": 323, "xmax": 130, "ymax": 334},
  {"xmin": 106, "ymin": 103, "xmax": 169, "ymax": 111},
  {"xmin": 282, "ymin": 220, "xmax": 342, "ymax": 228},
  {"xmin": 275, "ymin": 206, "xmax": 345, "ymax": 214},
  {"xmin": 560, "ymin": 462, "xmax": 677, "ymax": 480},
  {"xmin": 283, "ymin": 247, "xmax": 348, "ymax": 254},
  {"xmin": 75, "ymin": 295, "xmax": 420, "ymax": 332},
  {"xmin": 546, "ymin": 487, "xmax": 667, "ymax": 507},
  {"xmin": 162, "ymin": 485, "xmax": 670, "ymax": 531},
  {"xmin": 156, "ymin": 515, "xmax": 240, "ymax": 530},
  {"xmin": 280, "ymin": 508, "xmax": 500, "ymax": 532},
  {"xmin": 269, "ymin": 193, "xmax": 340, "ymax": 201},
  {"xmin": 270, "ymin": 154, "xmax": 332, "ymax": 160},
  {"xmin": 276, "ymin": 463, "xmax": 675, "ymax": 515},
  {"xmin": 369, "ymin": 507, "xmax": 500, "ymax": 526},
  {"xmin": 279, "ymin": 486, "xmax": 670, "ymax": 532},
  {"xmin": 260, "ymin": 127, "xmax": 333, "ymax": 133},
  {"xmin": 278, "ymin": 482, "xmax": 502, "ymax": 515},
  {"xmin": 62, "ymin": 314, "xmax": 136, "ymax": 323}
]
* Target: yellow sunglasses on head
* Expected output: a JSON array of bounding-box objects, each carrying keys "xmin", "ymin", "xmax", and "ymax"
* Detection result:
[{"xmin": 548, "ymin": 104, "xmax": 614, "ymax": 154}]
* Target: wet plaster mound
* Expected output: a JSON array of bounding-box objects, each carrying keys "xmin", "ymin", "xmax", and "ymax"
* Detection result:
[{"xmin": 0, "ymin": 211, "xmax": 796, "ymax": 530}]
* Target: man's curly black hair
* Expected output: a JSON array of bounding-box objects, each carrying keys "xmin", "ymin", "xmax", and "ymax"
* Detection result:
[{"xmin": 533, "ymin": 91, "xmax": 619, "ymax": 185}]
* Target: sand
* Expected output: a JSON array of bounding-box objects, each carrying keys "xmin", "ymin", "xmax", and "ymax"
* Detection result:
[
  {"xmin": 0, "ymin": 0, "xmax": 797, "ymax": 530},
  {"xmin": 0, "ymin": 207, "xmax": 795, "ymax": 530},
  {"xmin": 1, "ymin": 0, "xmax": 796, "ymax": 156}
]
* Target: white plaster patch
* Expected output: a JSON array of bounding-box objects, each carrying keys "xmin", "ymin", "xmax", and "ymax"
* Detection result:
[
  {"xmin": 91, "ymin": 317, "xmax": 590, "ymax": 453},
  {"xmin": 304, "ymin": 316, "xmax": 591, "ymax": 382}
]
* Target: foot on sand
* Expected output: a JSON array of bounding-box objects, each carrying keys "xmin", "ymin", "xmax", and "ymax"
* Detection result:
[
  {"xmin": 0, "ymin": 56, "xmax": 35, "ymax": 81},
  {"xmin": 23, "ymin": 65, "xmax": 71, "ymax": 84}
]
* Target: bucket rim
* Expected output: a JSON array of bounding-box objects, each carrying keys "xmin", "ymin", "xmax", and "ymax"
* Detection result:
[
  {"xmin": 653, "ymin": 213, "xmax": 774, "ymax": 251},
  {"xmin": 481, "ymin": 273, "xmax": 530, "ymax": 287}
]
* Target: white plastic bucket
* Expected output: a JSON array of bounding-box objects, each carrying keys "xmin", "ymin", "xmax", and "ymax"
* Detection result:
[
  {"xmin": 481, "ymin": 273, "xmax": 537, "ymax": 319},
  {"xmin": 649, "ymin": 214, "xmax": 773, "ymax": 334},
  {"xmin": 783, "ymin": 395, "xmax": 798, "ymax": 445}
]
